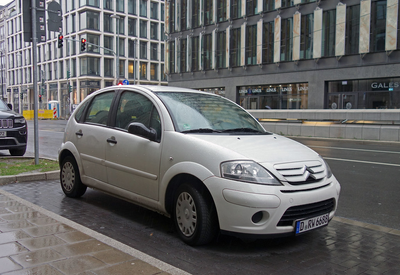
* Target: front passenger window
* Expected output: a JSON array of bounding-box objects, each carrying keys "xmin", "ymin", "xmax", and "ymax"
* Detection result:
[{"xmin": 84, "ymin": 92, "xmax": 114, "ymax": 126}]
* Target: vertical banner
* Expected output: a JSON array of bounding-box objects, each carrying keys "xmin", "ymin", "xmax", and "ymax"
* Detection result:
[
  {"xmin": 258, "ymin": 0, "xmax": 263, "ymax": 13},
  {"xmin": 386, "ymin": 0, "xmax": 399, "ymax": 51},
  {"xmin": 165, "ymin": 41, "xmax": 170, "ymax": 74},
  {"xmin": 273, "ymin": 15, "xmax": 281, "ymax": 63},
  {"xmin": 226, "ymin": 26, "xmax": 231, "ymax": 68},
  {"xmin": 257, "ymin": 19, "xmax": 263, "ymax": 64},
  {"xmin": 242, "ymin": 0, "xmax": 246, "ymax": 17},
  {"xmin": 313, "ymin": 8, "xmax": 322, "ymax": 59},
  {"xmin": 187, "ymin": 35, "xmax": 192, "ymax": 71},
  {"xmin": 226, "ymin": 0, "xmax": 231, "ymax": 20},
  {"xmin": 176, "ymin": 38, "xmax": 181, "ymax": 73},
  {"xmin": 293, "ymin": 11, "xmax": 301, "ymax": 61},
  {"xmin": 275, "ymin": 0, "xmax": 281, "ymax": 9},
  {"xmin": 174, "ymin": 38, "xmax": 178, "ymax": 73},
  {"xmin": 176, "ymin": 0, "xmax": 181, "ymax": 32},
  {"xmin": 335, "ymin": 3, "xmax": 346, "ymax": 56},
  {"xmin": 212, "ymin": 29, "xmax": 217, "ymax": 69},
  {"xmin": 165, "ymin": 1, "xmax": 170, "ymax": 34},
  {"xmin": 359, "ymin": 0, "xmax": 371, "ymax": 54},
  {"xmin": 199, "ymin": 32, "xmax": 203, "ymax": 70}
]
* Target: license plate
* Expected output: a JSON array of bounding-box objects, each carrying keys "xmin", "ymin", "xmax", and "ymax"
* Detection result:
[
  {"xmin": 0, "ymin": 131, "xmax": 5, "ymax": 138},
  {"xmin": 295, "ymin": 213, "xmax": 329, "ymax": 234}
]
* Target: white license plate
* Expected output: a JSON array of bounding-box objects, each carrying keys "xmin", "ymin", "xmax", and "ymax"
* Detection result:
[
  {"xmin": 295, "ymin": 213, "xmax": 329, "ymax": 234},
  {"xmin": 0, "ymin": 131, "xmax": 5, "ymax": 137}
]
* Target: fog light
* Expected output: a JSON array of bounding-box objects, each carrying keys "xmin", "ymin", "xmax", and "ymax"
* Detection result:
[
  {"xmin": 19, "ymin": 130, "xmax": 27, "ymax": 135},
  {"xmin": 252, "ymin": 211, "xmax": 263, "ymax": 223}
]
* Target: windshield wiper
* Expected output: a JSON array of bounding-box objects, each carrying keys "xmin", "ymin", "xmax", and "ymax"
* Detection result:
[
  {"xmin": 181, "ymin": 128, "xmax": 222, "ymax": 134},
  {"xmin": 221, "ymin": 128, "xmax": 264, "ymax": 133}
]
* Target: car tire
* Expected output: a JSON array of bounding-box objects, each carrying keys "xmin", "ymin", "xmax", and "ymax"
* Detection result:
[
  {"xmin": 9, "ymin": 146, "xmax": 26, "ymax": 156},
  {"xmin": 60, "ymin": 156, "xmax": 87, "ymax": 198},
  {"xmin": 173, "ymin": 183, "xmax": 218, "ymax": 246}
]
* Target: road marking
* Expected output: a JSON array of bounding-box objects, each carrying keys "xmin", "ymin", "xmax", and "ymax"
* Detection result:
[
  {"xmin": 310, "ymin": 146, "xmax": 400, "ymax": 155},
  {"xmin": 325, "ymin": 157, "xmax": 400, "ymax": 167}
]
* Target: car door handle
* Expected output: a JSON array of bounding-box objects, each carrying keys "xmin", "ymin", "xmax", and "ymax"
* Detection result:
[
  {"xmin": 75, "ymin": 130, "xmax": 83, "ymax": 137},
  {"xmin": 107, "ymin": 136, "xmax": 117, "ymax": 144}
]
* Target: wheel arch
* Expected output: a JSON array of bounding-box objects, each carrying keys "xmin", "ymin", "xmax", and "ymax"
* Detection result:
[{"xmin": 58, "ymin": 142, "xmax": 82, "ymax": 175}]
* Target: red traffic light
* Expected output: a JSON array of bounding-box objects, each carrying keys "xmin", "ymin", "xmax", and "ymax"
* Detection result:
[
  {"xmin": 81, "ymin": 38, "xmax": 86, "ymax": 43},
  {"xmin": 59, "ymin": 35, "xmax": 63, "ymax": 40}
]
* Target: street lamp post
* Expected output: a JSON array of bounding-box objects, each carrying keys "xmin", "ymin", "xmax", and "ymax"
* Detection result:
[{"xmin": 111, "ymin": 14, "xmax": 120, "ymax": 85}]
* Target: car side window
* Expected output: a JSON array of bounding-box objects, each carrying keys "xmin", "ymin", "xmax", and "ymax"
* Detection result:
[
  {"xmin": 115, "ymin": 91, "xmax": 162, "ymax": 141},
  {"xmin": 83, "ymin": 92, "xmax": 114, "ymax": 126}
]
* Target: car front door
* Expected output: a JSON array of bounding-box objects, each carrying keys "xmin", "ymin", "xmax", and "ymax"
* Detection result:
[
  {"xmin": 74, "ymin": 91, "xmax": 115, "ymax": 183},
  {"xmin": 105, "ymin": 90, "xmax": 162, "ymax": 201}
]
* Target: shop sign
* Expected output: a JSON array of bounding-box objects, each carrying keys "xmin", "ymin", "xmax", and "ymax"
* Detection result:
[
  {"xmin": 266, "ymin": 87, "xmax": 277, "ymax": 93},
  {"xmin": 371, "ymin": 82, "xmax": 399, "ymax": 90}
]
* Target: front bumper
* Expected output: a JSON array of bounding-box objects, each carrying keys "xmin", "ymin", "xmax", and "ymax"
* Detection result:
[
  {"xmin": 0, "ymin": 126, "xmax": 28, "ymax": 150},
  {"xmin": 204, "ymin": 176, "xmax": 341, "ymax": 236}
]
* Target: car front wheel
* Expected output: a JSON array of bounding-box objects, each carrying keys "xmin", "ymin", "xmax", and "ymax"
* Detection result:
[
  {"xmin": 173, "ymin": 183, "xmax": 218, "ymax": 246},
  {"xmin": 60, "ymin": 156, "xmax": 87, "ymax": 198},
  {"xmin": 9, "ymin": 146, "xmax": 26, "ymax": 156}
]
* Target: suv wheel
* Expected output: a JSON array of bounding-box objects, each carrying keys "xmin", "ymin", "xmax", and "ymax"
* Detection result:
[
  {"xmin": 60, "ymin": 156, "xmax": 87, "ymax": 198},
  {"xmin": 9, "ymin": 146, "xmax": 26, "ymax": 156},
  {"xmin": 173, "ymin": 183, "xmax": 218, "ymax": 246}
]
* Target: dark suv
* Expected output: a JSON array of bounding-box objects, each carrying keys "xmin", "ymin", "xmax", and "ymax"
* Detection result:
[{"xmin": 0, "ymin": 100, "xmax": 27, "ymax": 156}]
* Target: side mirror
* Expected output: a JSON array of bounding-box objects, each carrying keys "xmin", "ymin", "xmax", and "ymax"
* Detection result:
[
  {"xmin": 7, "ymin": 103, "xmax": 12, "ymax": 110},
  {"xmin": 128, "ymin": 122, "xmax": 157, "ymax": 142}
]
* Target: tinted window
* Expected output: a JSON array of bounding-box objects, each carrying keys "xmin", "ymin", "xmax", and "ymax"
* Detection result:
[{"xmin": 83, "ymin": 92, "xmax": 114, "ymax": 125}]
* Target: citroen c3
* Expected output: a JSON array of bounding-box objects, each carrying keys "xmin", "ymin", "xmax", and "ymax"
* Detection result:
[{"xmin": 58, "ymin": 85, "xmax": 341, "ymax": 245}]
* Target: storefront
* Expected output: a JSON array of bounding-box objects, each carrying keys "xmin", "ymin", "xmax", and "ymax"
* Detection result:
[
  {"xmin": 238, "ymin": 83, "xmax": 309, "ymax": 110},
  {"xmin": 327, "ymin": 78, "xmax": 400, "ymax": 109}
]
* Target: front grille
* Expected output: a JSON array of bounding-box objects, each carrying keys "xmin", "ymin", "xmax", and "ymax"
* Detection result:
[
  {"xmin": 274, "ymin": 160, "xmax": 325, "ymax": 185},
  {"xmin": 0, "ymin": 139, "xmax": 16, "ymax": 146},
  {"xmin": 0, "ymin": 119, "xmax": 13, "ymax": 129},
  {"xmin": 277, "ymin": 198, "xmax": 335, "ymax": 227}
]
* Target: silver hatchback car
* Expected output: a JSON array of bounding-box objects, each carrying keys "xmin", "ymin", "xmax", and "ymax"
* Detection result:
[{"xmin": 59, "ymin": 85, "xmax": 341, "ymax": 245}]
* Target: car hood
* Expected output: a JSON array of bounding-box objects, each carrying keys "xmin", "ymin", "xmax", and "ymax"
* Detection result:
[
  {"xmin": 0, "ymin": 110, "xmax": 19, "ymax": 118},
  {"xmin": 189, "ymin": 133, "xmax": 319, "ymax": 165}
]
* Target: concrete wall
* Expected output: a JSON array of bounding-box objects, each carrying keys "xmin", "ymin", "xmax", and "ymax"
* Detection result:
[{"xmin": 249, "ymin": 109, "xmax": 400, "ymax": 142}]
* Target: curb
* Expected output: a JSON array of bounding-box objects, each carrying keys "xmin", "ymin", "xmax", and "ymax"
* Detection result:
[{"xmin": 0, "ymin": 170, "xmax": 59, "ymax": 186}]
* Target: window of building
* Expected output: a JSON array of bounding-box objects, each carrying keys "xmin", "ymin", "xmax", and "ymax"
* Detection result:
[
  {"xmin": 80, "ymin": 11, "xmax": 100, "ymax": 31},
  {"xmin": 247, "ymin": 0, "xmax": 258, "ymax": 16},
  {"xmin": 116, "ymin": 0, "xmax": 124, "ymax": 12},
  {"xmin": 59, "ymin": 61, "xmax": 63, "ymax": 79},
  {"xmin": 140, "ymin": 0, "xmax": 147, "ymax": 17},
  {"xmin": 140, "ymin": 61, "xmax": 147, "ymax": 79},
  {"xmin": 231, "ymin": 0, "xmax": 242, "ymax": 19},
  {"xmin": 281, "ymin": 18, "xmax": 293, "ymax": 61},
  {"xmin": 204, "ymin": 0, "xmax": 213, "ymax": 25},
  {"xmin": 128, "ymin": 18, "xmax": 137, "ymax": 36},
  {"xmin": 161, "ymin": 3, "xmax": 164, "ymax": 21},
  {"xmin": 192, "ymin": 36, "xmax": 199, "ymax": 71},
  {"xmin": 140, "ymin": 20, "xmax": 148, "ymax": 38},
  {"xmin": 80, "ymin": 57, "xmax": 100, "ymax": 76},
  {"xmin": 300, "ymin": 13, "xmax": 313, "ymax": 59},
  {"xmin": 66, "ymin": 0, "xmax": 75, "ymax": 12},
  {"xmin": 129, "ymin": 39, "xmax": 137, "ymax": 58},
  {"xmin": 181, "ymin": 0, "xmax": 187, "ymax": 31},
  {"xmin": 150, "ymin": 22, "xmax": 158, "ymax": 40},
  {"xmin": 192, "ymin": 0, "xmax": 200, "ymax": 28},
  {"xmin": 87, "ymin": 34, "xmax": 100, "ymax": 54},
  {"xmin": 104, "ymin": 0, "xmax": 112, "ymax": 10},
  {"xmin": 140, "ymin": 41, "xmax": 147, "ymax": 59},
  {"xmin": 371, "ymin": 0, "xmax": 386, "ymax": 52},
  {"xmin": 216, "ymin": 31, "xmax": 226, "ymax": 69},
  {"xmin": 104, "ymin": 58, "xmax": 113, "ymax": 77},
  {"xmin": 161, "ymin": 24, "xmax": 165, "ymax": 40},
  {"xmin": 128, "ymin": 61, "xmax": 135, "ymax": 79},
  {"xmin": 345, "ymin": 5, "xmax": 360, "ymax": 55},
  {"xmin": 246, "ymin": 25, "xmax": 257, "ymax": 65},
  {"xmin": 150, "ymin": 2, "xmax": 158, "ymax": 19},
  {"xmin": 322, "ymin": 9, "xmax": 336, "ymax": 57},
  {"xmin": 161, "ymin": 44, "xmax": 164, "ymax": 61},
  {"xmin": 119, "ymin": 60, "xmax": 125, "ymax": 78},
  {"xmin": 263, "ymin": 21, "xmax": 274, "ymax": 64},
  {"xmin": 230, "ymin": 28, "xmax": 241, "ymax": 67},
  {"xmin": 71, "ymin": 58, "xmax": 77, "ymax": 77},
  {"xmin": 80, "ymin": 0, "xmax": 99, "ymax": 7},
  {"xmin": 150, "ymin": 63, "xmax": 158, "ymax": 80},
  {"xmin": 118, "ymin": 17, "xmax": 125, "ymax": 35},
  {"xmin": 104, "ymin": 14, "xmax": 113, "ymax": 33},
  {"xmin": 128, "ymin": 0, "xmax": 137, "ymax": 15},
  {"xmin": 161, "ymin": 64, "xmax": 167, "ymax": 81},
  {"xmin": 203, "ymin": 34, "xmax": 212, "ymax": 70},
  {"xmin": 150, "ymin": 43, "xmax": 158, "ymax": 60},
  {"xmin": 169, "ymin": 41, "xmax": 175, "ymax": 73},
  {"xmin": 217, "ymin": 0, "xmax": 227, "ymax": 22},
  {"xmin": 180, "ymin": 39, "xmax": 187, "ymax": 72}
]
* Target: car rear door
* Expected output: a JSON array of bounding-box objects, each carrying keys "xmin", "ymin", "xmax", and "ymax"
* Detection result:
[{"xmin": 105, "ymin": 90, "xmax": 162, "ymax": 201}]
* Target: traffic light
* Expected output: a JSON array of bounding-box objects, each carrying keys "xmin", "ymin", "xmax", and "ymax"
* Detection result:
[
  {"xmin": 81, "ymin": 38, "xmax": 87, "ymax": 51},
  {"xmin": 57, "ymin": 34, "xmax": 63, "ymax": 48}
]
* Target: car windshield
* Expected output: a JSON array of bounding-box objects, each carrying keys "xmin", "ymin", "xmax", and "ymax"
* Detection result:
[
  {"xmin": 156, "ymin": 92, "xmax": 268, "ymax": 134},
  {"xmin": 0, "ymin": 100, "xmax": 9, "ymax": 111}
]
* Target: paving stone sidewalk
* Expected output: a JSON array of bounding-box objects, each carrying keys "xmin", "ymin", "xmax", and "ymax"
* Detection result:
[{"xmin": 0, "ymin": 188, "xmax": 189, "ymax": 275}]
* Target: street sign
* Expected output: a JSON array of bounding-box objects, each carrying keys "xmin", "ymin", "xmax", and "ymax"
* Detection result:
[
  {"xmin": 47, "ymin": 1, "xmax": 62, "ymax": 32},
  {"xmin": 123, "ymin": 79, "xmax": 129, "ymax": 85}
]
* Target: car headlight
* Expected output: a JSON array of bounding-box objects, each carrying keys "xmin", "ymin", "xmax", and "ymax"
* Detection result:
[
  {"xmin": 221, "ymin": 161, "xmax": 281, "ymax": 185},
  {"xmin": 320, "ymin": 156, "xmax": 333, "ymax": 178},
  {"xmin": 14, "ymin": 117, "xmax": 26, "ymax": 124}
]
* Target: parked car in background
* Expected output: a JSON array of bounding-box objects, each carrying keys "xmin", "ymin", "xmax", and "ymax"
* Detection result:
[
  {"xmin": 58, "ymin": 85, "xmax": 341, "ymax": 245},
  {"xmin": 0, "ymin": 100, "xmax": 27, "ymax": 156}
]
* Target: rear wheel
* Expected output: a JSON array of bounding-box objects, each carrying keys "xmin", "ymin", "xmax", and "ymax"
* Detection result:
[
  {"xmin": 60, "ymin": 156, "xmax": 87, "ymax": 198},
  {"xmin": 173, "ymin": 183, "xmax": 218, "ymax": 246}
]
